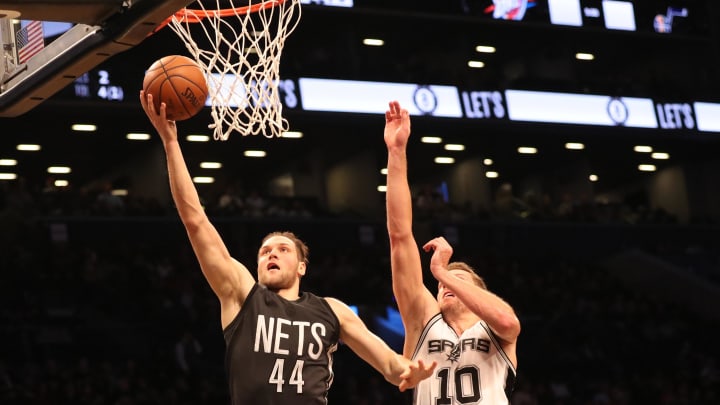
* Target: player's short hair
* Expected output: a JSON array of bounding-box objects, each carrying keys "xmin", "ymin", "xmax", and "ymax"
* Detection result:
[
  {"xmin": 447, "ymin": 262, "xmax": 487, "ymax": 289},
  {"xmin": 261, "ymin": 231, "xmax": 310, "ymax": 265}
]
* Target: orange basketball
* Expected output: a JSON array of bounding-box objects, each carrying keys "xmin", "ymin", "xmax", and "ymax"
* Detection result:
[{"xmin": 142, "ymin": 55, "xmax": 209, "ymax": 121}]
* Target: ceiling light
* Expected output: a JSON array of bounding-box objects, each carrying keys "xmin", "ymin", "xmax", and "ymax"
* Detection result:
[
  {"xmin": 651, "ymin": 152, "xmax": 670, "ymax": 160},
  {"xmin": 281, "ymin": 131, "xmax": 303, "ymax": 138},
  {"xmin": 634, "ymin": 145, "xmax": 652, "ymax": 153},
  {"xmin": 575, "ymin": 52, "xmax": 594, "ymax": 60},
  {"xmin": 638, "ymin": 164, "xmax": 657, "ymax": 172},
  {"xmin": 589, "ymin": 174, "xmax": 598, "ymax": 182},
  {"xmin": 483, "ymin": 158, "xmax": 493, "ymax": 166},
  {"xmin": 0, "ymin": 173, "xmax": 17, "ymax": 180},
  {"xmin": 444, "ymin": 144, "xmax": 465, "ymax": 151},
  {"xmin": 244, "ymin": 150, "xmax": 267, "ymax": 157},
  {"xmin": 434, "ymin": 157, "xmax": 455, "ymax": 164},
  {"xmin": 518, "ymin": 147, "xmax": 538, "ymax": 154},
  {"xmin": 381, "ymin": 168, "xmax": 388, "ymax": 175},
  {"xmin": 17, "ymin": 144, "xmax": 41, "ymax": 151},
  {"xmin": 48, "ymin": 166, "xmax": 71, "ymax": 174},
  {"xmin": 111, "ymin": 189, "xmax": 128, "ymax": 196},
  {"xmin": 565, "ymin": 142, "xmax": 585, "ymax": 150},
  {"xmin": 475, "ymin": 45, "xmax": 496, "ymax": 53},
  {"xmin": 485, "ymin": 171, "xmax": 499, "ymax": 178},
  {"xmin": 187, "ymin": 135, "xmax": 210, "ymax": 142},
  {"xmin": 421, "ymin": 136, "xmax": 442, "ymax": 144},
  {"xmin": 363, "ymin": 38, "xmax": 384, "ymax": 46},
  {"xmin": 72, "ymin": 124, "xmax": 97, "ymax": 132},
  {"xmin": 127, "ymin": 133, "xmax": 151, "ymax": 140},
  {"xmin": 54, "ymin": 179, "xmax": 69, "ymax": 187},
  {"xmin": 468, "ymin": 60, "xmax": 485, "ymax": 68},
  {"xmin": 377, "ymin": 185, "xmax": 387, "ymax": 192},
  {"xmin": 200, "ymin": 162, "xmax": 222, "ymax": 169},
  {"xmin": 193, "ymin": 176, "xmax": 215, "ymax": 184},
  {"xmin": 0, "ymin": 159, "xmax": 17, "ymax": 166}
]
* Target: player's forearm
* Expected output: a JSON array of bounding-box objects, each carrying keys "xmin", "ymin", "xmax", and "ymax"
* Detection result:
[
  {"xmin": 386, "ymin": 148, "xmax": 413, "ymax": 238},
  {"xmin": 164, "ymin": 139, "xmax": 206, "ymax": 225}
]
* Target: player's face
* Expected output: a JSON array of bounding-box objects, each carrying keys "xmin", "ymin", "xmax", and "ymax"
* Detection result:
[
  {"xmin": 437, "ymin": 270, "xmax": 473, "ymax": 312},
  {"xmin": 257, "ymin": 235, "xmax": 305, "ymax": 290}
]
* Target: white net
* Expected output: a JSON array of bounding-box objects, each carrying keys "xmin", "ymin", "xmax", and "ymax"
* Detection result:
[{"xmin": 167, "ymin": 0, "xmax": 301, "ymax": 140}]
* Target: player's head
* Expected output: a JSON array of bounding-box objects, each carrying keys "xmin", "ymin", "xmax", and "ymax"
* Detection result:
[
  {"xmin": 437, "ymin": 262, "xmax": 487, "ymax": 312},
  {"xmin": 257, "ymin": 231, "xmax": 310, "ymax": 291}
]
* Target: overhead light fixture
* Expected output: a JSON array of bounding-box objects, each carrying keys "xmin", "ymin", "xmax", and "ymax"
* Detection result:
[
  {"xmin": 589, "ymin": 174, "xmax": 598, "ymax": 182},
  {"xmin": 434, "ymin": 157, "xmax": 455, "ymax": 164},
  {"xmin": 381, "ymin": 168, "xmax": 388, "ymax": 175},
  {"xmin": 565, "ymin": 142, "xmax": 585, "ymax": 150},
  {"xmin": 0, "ymin": 173, "xmax": 17, "ymax": 180},
  {"xmin": 444, "ymin": 144, "xmax": 465, "ymax": 151},
  {"xmin": 638, "ymin": 164, "xmax": 657, "ymax": 172},
  {"xmin": 518, "ymin": 146, "xmax": 538, "ymax": 154},
  {"xmin": 475, "ymin": 45, "xmax": 496, "ymax": 53},
  {"xmin": 483, "ymin": 158, "xmax": 493, "ymax": 166},
  {"xmin": 363, "ymin": 38, "xmax": 384, "ymax": 46},
  {"xmin": 127, "ymin": 133, "xmax": 151, "ymax": 140},
  {"xmin": 17, "ymin": 144, "xmax": 41, "ymax": 151},
  {"xmin": 485, "ymin": 171, "xmax": 499, "ymax": 178},
  {"xmin": 193, "ymin": 176, "xmax": 215, "ymax": 184},
  {"xmin": 281, "ymin": 131, "xmax": 303, "ymax": 139},
  {"xmin": 377, "ymin": 185, "xmax": 387, "ymax": 192},
  {"xmin": 54, "ymin": 179, "xmax": 69, "ymax": 187},
  {"xmin": 634, "ymin": 145, "xmax": 653, "ymax": 153},
  {"xmin": 48, "ymin": 166, "xmax": 71, "ymax": 174},
  {"xmin": 111, "ymin": 189, "xmax": 128, "ymax": 196},
  {"xmin": 200, "ymin": 162, "xmax": 222, "ymax": 169},
  {"xmin": 244, "ymin": 150, "xmax": 267, "ymax": 157},
  {"xmin": 651, "ymin": 152, "xmax": 670, "ymax": 160},
  {"xmin": 575, "ymin": 52, "xmax": 594, "ymax": 60},
  {"xmin": 187, "ymin": 135, "xmax": 210, "ymax": 142},
  {"xmin": 72, "ymin": 124, "xmax": 97, "ymax": 132},
  {"xmin": 0, "ymin": 159, "xmax": 17, "ymax": 166},
  {"xmin": 468, "ymin": 60, "xmax": 485, "ymax": 68},
  {"xmin": 421, "ymin": 136, "xmax": 442, "ymax": 144}
]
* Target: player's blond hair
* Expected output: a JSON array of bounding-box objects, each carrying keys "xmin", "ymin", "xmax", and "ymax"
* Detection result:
[
  {"xmin": 261, "ymin": 231, "xmax": 310, "ymax": 265},
  {"xmin": 447, "ymin": 262, "xmax": 487, "ymax": 289}
]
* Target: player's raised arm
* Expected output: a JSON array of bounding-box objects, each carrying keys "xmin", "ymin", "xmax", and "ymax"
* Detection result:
[
  {"xmin": 384, "ymin": 101, "xmax": 439, "ymax": 356},
  {"xmin": 140, "ymin": 91, "xmax": 255, "ymax": 328},
  {"xmin": 325, "ymin": 298, "xmax": 436, "ymax": 390}
]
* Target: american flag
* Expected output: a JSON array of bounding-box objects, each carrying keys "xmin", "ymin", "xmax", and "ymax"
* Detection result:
[{"xmin": 15, "ymin": 21, "xmax": 44, "ymax": 64}]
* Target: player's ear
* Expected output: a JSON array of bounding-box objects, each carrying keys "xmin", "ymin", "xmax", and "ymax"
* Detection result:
[{"xmin": 298, "ymin": 261, "xmax": 307, "ymax": 276}]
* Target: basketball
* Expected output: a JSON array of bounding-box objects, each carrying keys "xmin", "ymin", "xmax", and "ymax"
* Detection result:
[{"xmin": 142, "ymin": 55, "xmax": 209, "ymax": 121}]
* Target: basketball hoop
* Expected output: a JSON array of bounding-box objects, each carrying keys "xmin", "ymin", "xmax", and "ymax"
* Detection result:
[{"xmin": 161, "ymin": 0, "xmax": 301, "ymax": 140}]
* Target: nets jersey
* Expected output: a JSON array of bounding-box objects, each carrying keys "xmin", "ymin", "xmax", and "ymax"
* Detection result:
[
  {"xmin": 224, "ymin": 284, "xmax": 340, "ymax": 405},
  {"xmin": 411, "ymin": 313, "xmax": 516, "ymax": 405}
]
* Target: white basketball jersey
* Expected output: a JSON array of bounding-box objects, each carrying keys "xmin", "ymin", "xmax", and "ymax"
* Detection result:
[{"xmin": 411, "ymin": 313, "xmax": 516, "ymax": 405}]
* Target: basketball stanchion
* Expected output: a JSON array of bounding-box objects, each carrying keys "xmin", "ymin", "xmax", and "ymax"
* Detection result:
[{"xmin": 154, "ymin": 0, "xmax": 302, "ymax": 140}]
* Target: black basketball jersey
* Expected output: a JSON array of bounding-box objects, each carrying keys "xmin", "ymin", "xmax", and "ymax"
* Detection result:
[{"xmin": 224, "ymin": 283, "xmax": 341, "ymax": 405}]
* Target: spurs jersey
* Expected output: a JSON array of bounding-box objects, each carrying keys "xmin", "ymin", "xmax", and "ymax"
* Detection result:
[
  {"xmin": 411, "ymin": 313, "xmax": 516, "ymax": 405},
  {"xmin": 224, "ymin": 284, "xmax": 340, "ymax": 405}
]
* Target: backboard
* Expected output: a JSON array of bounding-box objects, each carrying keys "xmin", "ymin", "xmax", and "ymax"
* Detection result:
[{"xmin": 0, "ymin": 0, "xmax": 195, "ymax": 117}]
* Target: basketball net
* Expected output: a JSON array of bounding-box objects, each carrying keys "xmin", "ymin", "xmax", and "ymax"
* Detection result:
[{"xmin": 164, "ymin": 0, "xmax": 301, "ymax": 140}]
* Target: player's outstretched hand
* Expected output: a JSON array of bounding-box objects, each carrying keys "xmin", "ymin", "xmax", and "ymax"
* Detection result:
[
  {"xmin": 398, "ymin": 359, "xmax": 437, "ymax": 392},
  {"xmin": 139, "ymin": 90, "xmax": 178, "ymax": 144},
  {"xmin": 384, "ymin": 100, "xmax": 411, "ymax": 150}
]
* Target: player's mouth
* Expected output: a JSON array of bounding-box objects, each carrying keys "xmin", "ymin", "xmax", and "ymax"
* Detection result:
[
  {"xmin": 267, "ymin": 263, "xmax": 280, "ymax": 272},
  {"xmin": 443, "ymin": 292, "xmax": 455, "ymax": 299}
]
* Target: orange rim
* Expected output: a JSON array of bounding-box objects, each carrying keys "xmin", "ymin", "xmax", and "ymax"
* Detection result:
[{"xmin": 152, "ymin": 0, "xmax": 288, "ymax": 34}]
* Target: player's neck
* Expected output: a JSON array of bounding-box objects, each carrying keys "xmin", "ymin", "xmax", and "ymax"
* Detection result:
[
  {"xmin": 443, "ymin": 309, "xmax": 480, "ymax": 336},
  {"xmin": 274, "ymin": 286, "xmax": 301, "ymax": 301}
]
